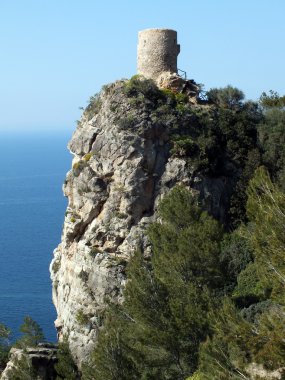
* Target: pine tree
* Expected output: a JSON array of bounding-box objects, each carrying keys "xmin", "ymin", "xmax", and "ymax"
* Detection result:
[
  {"xmin": 6, "ymin": 355, "xmax": 37, "ymax": 380},
  {"xmin": 15, "ymin": 316, "xmax": 45, "ymax": 348},
  {"xmin": 245, "ymin": 166, "xmax": 285, "ymax": 302},
  {"xmin": 198, "ymin": 299, "xmax": 253, "ymax": 380},
  {"xmin": 85, "ymin": 186, "xmax": 225, "ymax": 380},
  {"xmin": 55, "ymin": 339, "xmax": 79, "ymax": 380},
  {"xmin": 196, "ymin": 167, "xmax": 285, "ymax": 378}
]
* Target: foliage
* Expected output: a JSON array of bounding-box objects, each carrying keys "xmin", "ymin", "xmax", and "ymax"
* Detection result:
[
  {"xmin": 198, "ymin": 300, "xmax": 285, "ymax": 378},
  {"xmin": 81, "ymin": 311, "xmax": 139, "ymax": 380},
  {"xmin": 77, "ymin": 80, "xmax": 285, "ymax": 378},
  {"xmin": 83, "ymin": 173, "xmax": 285, "ymax": 377},
  {"xmin": 117, "ymin": 79, "xmax": 262, "ymax": 228},
  {"xmin": 170, "ymin": 136, "xmax": 199, "ymax": 157},
  {"xmin": 168, "ymin": 98, "xmax": 261, "ymax": 178},
  {"xmin": 84, "ymin": 187, "xmax": 225, "ymax": 380},
  {"xmin": 163, "ymin": 84, "xmax": 262, "ymax": 227},
  {"xmin": 206, "ymin": 85, "xmax": 245, "ymax": 109},
  {"xmin": 219, "ymin": 231, "xmax": 253, "ymax": 292},
  {"xmin": 84, "ymin": 94, "xmax": 102, "ymax": 121},
  {"xmin": 83, "ymin": 153, "xmax": 93, "ymax": 162},
  {"xmin": 72, "ymin": 160, "xmax": 86, "ymax": 176},
  {"xmin": 245, "ymin": 166, "xmax": 285, "ymax": 302},
  {"xmin": 89, "ymin": 246, "xmax": 101, "ymax": 257},
  {"xmin": 186, "ymin": 373, "xmax": 203, "ymax": 380},
  {"xmin": 156, "ymin": 185, "xmax": 202, "ymax": 229},
  {"xmin": 116, "ymin": 114, "xmax": 138, "ymax": 130},
  {"xmin": 52, "ymin": 260, "xmax": 61, "ymax": 273},
  {"xmin": 232, "ymin": 262, "xmax": 267, "ymax": 307},
  {"xmin": 259, "ymin": 90, "xmax": 285, "ymax": 109},
  {"xmin": 149, "ymin": 187, "xmax": 224, "ymax": 290},
  {"xmin": 15, "ymin": 316, "xmax": 45, "ymax": 348},
  {"xmin": 55, "ymin": 339, "xmax": 78, "ymax": 380},
  {"xmin": 248, "ymin": 306, "xmax": 285, "ymax": 369},
  {"xmin": 76, "ymin": 309, "xmax": 90, "ymax": 326},
  {"xmin": 0, "ymin": 323, "xmax": 11, "ymax": 371},
  {"xmin": 123, "ymin": 75, "xmax": 163, "ymax": 103},
  {"xmin": 258, "ymin": 106, "xmax": 285, "ymax": 190},
  {"xmin": 6, "ymin": 354, "xmax": 37, "ymax": 380},
  {"xmin": 196, "ymin": 168, "xmax": 285, "ymax": 378},
  {"xmin": 198, "ymin": 299, "xmax": 254, "ymax": 380}
]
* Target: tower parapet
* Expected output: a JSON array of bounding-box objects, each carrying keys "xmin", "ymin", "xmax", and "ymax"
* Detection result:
[{"xmin": 137, "ymin": 28, "xmax": 180, "ymax": 81}]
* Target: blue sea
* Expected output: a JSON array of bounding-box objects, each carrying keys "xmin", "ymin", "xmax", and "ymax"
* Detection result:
[{"xmin": 0, "ymin": 132, "xmax": 71, "ymax": 342}]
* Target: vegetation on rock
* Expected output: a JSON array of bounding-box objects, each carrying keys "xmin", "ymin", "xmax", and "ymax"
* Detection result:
[
  {"xmin": 82, "ymin": 166, "xmax": 285, "ymax": 379},
  {"xmin": 55, "ymin": 340, "xmax": 78, "ymax": 380},
  {"xmin": 77, "ymin": 79, "xmax": 285, "ymax": 380},
  {"xmin": 3, "ymin": 78, "xmax": 284, "ymax": 379},
  {"xmin": 0, "ymin": 323, "xmax": 10, "ymax": 372}
]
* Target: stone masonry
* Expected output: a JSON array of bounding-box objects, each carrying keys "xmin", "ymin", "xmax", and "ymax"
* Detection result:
[{"xmin": 137, "ymin": 28, "xmax": 180, "ymax": 81}]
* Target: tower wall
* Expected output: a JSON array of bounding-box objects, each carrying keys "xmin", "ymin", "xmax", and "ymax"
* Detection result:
[{"xmin": 137, "ymin": 28, "xmax": 180, "ymax": 81}]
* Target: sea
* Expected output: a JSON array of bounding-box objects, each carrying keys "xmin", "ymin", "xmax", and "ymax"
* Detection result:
[{"xmin": 0, "ymin": 131, "xmax": 72, "ymax": 342}]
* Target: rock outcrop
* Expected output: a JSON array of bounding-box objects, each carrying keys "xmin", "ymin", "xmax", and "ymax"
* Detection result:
[
  {"xmin": 1, "ymin": 344, "xmax": 58, "ymax": 380},
  {"xmin": 156, "ymin": 71, "xmax": 201, "ymax": 103},
  {"xmin": 50, "ymin": 78, "xmax": 234, "ymax": 366}
]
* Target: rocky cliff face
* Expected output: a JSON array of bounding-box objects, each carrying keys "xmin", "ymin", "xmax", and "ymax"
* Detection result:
[{"xmin": 50, "ymin": 78, "xmax": 234, "ymax": 365}]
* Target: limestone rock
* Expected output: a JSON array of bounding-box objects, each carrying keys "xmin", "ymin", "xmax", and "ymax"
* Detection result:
[
  {"xmin": 246, "ymin": 363, "xmax": 285, "ymax": 379},
  {"xmin": 50, "ymin": 79, "xmax": 234, "ymax": 366},
  {"xmin": 156, "ymin": 71, "xmax": 201, "ymax": 102},
  {"xmin": 0, "ymin": 344, "xmax": 58, "ymax": 380}
]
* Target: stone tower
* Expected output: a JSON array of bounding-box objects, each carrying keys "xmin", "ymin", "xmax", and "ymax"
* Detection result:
[{"xmin": 137, "ymin": 28, "xmax": 180, "ymax": 81}]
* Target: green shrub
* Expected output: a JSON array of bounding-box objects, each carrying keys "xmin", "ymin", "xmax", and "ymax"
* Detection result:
[
  {"xmin": 6, "ymin": 354, "xmax": 37, "ymax": 380},
  {"xmin": 0, "ymin": 323, "xmax": 10, "ymax": 372},
  {"xmin": 72, "ymin": 160, "xmax": 86, "ymax": 176},
  {"xmin": 89, "ymin": 246, "xmax": 101, "ymax": 257},
  {"xmin": 186, "ymin": 373, "xmax": 203, "ymax": 380},
  {"xmin": 123, "ymin": 75, "xmax": 162, "ymax": 103},
  {"xmin": 55, "ymin": 339, "xmax": 78, "ymax": 380},
  {"xmin": 83, "ymin": 153, "xmax": 93, "ymax": 162},
  {"xmin": 207, "ymin": 85, "xmax": 245, "ymax": 109},
  {"xmin": 170, "ymin": 136, "xmax": 199, "ymax": 157},
  {"xmin": 76, "ymin": 310, "xmax": 89, "ymax": 326},
  {"xmin": 259, "ymin": 90, "xmax": 285, "ymax": 109},
  {"xmin": 114, "ymin": 211, "xmax": 127, "ymax": 219},
  {"xmin": 175, "ymin": 92, "xmax": 189, "ymax": 104},
  {"xmin": 78, "ymin": 270, "xmax": 89, "ymax": 283},
  {"xmin": 84, "ymin": 94, "xmax": 102, "ymax": 121},
  {"xmin": 232, "ymin": 262, "xmax": 267, "ymax": 306},
  {"xmin": 52, "ymin": 260, "xmax": 60, "ymax": 274},
  {"xmin": 219, "ymin": 231, "xmax": 253, "ymax": 292},
  {"xmin": 15, "ymin": 316, "xmax": 45, "ymax": 348},
  {"xmin": 115, "ymin": 114, "xmax": 138, "ymax": 130}
]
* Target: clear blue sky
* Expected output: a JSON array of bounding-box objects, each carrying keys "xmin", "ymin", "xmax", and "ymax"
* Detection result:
[{"xmin": 1, "ymin": 0, "xmax": 284, "ymax": 132}]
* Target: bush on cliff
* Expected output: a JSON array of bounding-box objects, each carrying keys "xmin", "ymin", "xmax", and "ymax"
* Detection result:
[
  {"xmin": 14, "ymin": 316, "xmax": 45, "ymax": 348},
  {"xmin": 55, "ymin": 339, "xmax": 78, "ymax": 380},
  {"xmin": 196, "ymin": 168, "xmax": 285, "ymax": 378},
  {"xmin": 82, "ymin": 187, "xmax": 226, "ymax": 380},
  {"xmin": 0, "ymin": 323, "xmax": 10, "ymax": 372},
  {"xmin": 82, "ymin": 166, "xmax": 285, "ymax": 379}
]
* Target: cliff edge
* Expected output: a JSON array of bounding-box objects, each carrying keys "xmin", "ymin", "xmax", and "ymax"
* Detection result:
[{"xmin": 50, "ymin": 77, "xmax": 235, "ymax": 365}]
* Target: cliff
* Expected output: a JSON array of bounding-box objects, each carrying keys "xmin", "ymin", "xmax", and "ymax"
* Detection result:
[{"xmin": 50, "ymin": 76, "xmax": 236, "ymax": 366}]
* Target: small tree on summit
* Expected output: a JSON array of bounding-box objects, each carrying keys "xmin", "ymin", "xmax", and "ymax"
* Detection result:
[{"xmin": 207, "ymin": 85, "xmax": 245, "ymax": 109}]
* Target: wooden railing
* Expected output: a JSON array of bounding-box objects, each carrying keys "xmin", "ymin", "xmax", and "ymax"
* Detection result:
[{"xmin": 178, "ymin": 68, "xmax": 187, "ymax": 79}]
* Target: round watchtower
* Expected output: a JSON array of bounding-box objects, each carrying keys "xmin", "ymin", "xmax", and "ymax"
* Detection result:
[{"xmin": 137, "ymin": 28, "xmax": 180, "ymax": 81}]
